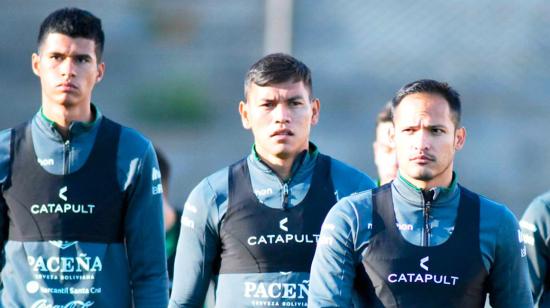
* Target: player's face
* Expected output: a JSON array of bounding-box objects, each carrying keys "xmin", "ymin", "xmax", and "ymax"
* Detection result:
[
  {"xmin": 32, "ymin": 33, "xmax": 104, "ymax": 110},
  {"xmin": 392, "ymin": 93, "xmax": 465, "ymax": 189},
  {"xmin": 373, "ymin": 121, "xmax": 398, "ymax": 185},
  {"xmin": 239, "ymin": 80, "xmax": 319, "ymax": 163}
]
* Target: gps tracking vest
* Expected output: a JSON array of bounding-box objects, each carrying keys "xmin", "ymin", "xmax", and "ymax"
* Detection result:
[
  {"xmin": 218, "ymin": 154, "xmax": 336, "ymax": 274},
  {"xmin": 355, "ymin": 184, "xmax": 488, "ymax": 308},
  {"xmin": 3, "ymin": 118, "xmax": 125, "ymax": 242}
]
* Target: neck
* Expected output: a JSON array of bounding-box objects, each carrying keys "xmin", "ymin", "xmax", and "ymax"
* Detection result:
[
  {"xmin": 400, "ymin": 170, "xmax": 454, "ymax": 190},
  {"xmin": 254, "ymin": 143, "xmax": 310, "ymax": 181},
  {"xmin": 260, "ymin": 155, "xmax": 295, "ymax": 181},
  {"xmin": 42, "ymin": 102, "xmax": 93, "ymax": 138}
]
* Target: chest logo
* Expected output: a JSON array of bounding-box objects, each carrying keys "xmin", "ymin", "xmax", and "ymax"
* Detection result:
[
  {"xmin": 49, "ymin": 241, "xmax": 78, "ymax": 250},
  {"xmin": 279, "ymin": 217, "xmax": 288, "ymax": 232},
  {"xmin": 59, "ymin": 186, "xmax": 68, "ymax": 201},
  {"xmin": 420, "ymin": 256, "xmax": 429, "ymax": 271}
]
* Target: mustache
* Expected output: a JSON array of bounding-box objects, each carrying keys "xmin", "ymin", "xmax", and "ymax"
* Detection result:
[{"xmin": 409, "ymin": 154, "xmax": 436, "ymax": 161}]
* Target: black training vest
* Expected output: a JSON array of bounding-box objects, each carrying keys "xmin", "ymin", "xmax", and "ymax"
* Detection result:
[
  {"xmin": 354, "ymin": 184, "xmax": 488, "ymax": 308},
  {"xmin": 2, "ymin": 118, "xmax": 126, "ymax": 243},
  {"xmin": 217, "ymin": 154, "xmax": 336, "ymax": 274}
]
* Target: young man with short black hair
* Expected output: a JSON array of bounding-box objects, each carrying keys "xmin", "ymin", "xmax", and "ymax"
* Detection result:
[
  {"xmin": 169, "ymin": 53, "xmax": 376, "ymax": 307},
  {"xmin": 0, "ymin": 7, "xmax": 168, "ymax": 306}
]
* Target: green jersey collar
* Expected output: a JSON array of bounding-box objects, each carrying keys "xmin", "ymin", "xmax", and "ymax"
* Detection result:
[
  {"xmin": 397, "ymin": 171, "xmax": 457, "ymax": 192},
  {"xmin": 40, "ymin": 104, "xmax": 100, "ymax": 128},
  {"xmin": 251, "ymin": 142, "xmax": 319, "ymax": 179}
]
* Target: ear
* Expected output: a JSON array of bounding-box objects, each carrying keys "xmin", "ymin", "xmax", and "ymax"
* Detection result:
[
  {"xmin": 96, "ymin": 62, "xmax": 105, "ymax": 83},
  {"xmin": 310, "ymin": 98, "xmax": 320, "ymax": 125},
  {"xmin": 389, "ymin": 123, "xmax": 396, "ymax": 146},
  {"xmin": 239, "ymin": 100, "xmax": 251, "ymax": 129},
  {"xmin": 454, "ymin": 127, "xmax": 466, "ymax": 151},
  {"xmin": 31, "ymin": 53, "xmax": 41, "ymax": 77}
]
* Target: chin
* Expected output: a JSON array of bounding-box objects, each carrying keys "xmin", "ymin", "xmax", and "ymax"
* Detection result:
[
  {"xmin": 52, "ymin": 97, "xmax": 73, "ymax": 106},
  {"xmin": 274, "ymin": 147, "xmax": 304, "ymax": 160},
  {"xmin": 408, "ymin": 168, "xmax": 435, "ymax": 182}
]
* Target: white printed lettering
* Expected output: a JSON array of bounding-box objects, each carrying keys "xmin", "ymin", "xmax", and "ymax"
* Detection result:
[
  {"xmin": 182, "ymin": 216, "xmax": 195, "ymax": 229},
  {"xmin": 28, "ymin": 254, "xmax": 102, "ymax": 274},
  {"xmin": 38, "ymin": 158, "xmax": 55, "ymax": 166},
  {"xmin": 31, "ymin": 203, "xmax": 95, "ymax": 215},
  {"xmin": 31, "ymin": 299, "xmax": 94, "ymax": 308},
  {"xmin": 152, "ymin": 183, "xmax": 163, "ymax": 195},
  {"xmin": 243, "ymin": 280, "xmax": 310, "ymax": 300}
]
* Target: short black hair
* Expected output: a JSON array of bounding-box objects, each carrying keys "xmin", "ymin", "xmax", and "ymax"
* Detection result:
[
  {"xmin": 37, "ymin": 7, "xmax": 105, "ymax": 60},
  {"xmin": 244, "ymin": 53, "xmax": 312, "ymax": 99},
  {"xmin": 391, "ymin": 79, "xmax": 461, "ymax": 126}
]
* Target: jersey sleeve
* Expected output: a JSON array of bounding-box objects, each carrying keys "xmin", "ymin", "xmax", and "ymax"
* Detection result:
[
  {"xmin": 0, "ymin": 129, "xmax": 12, "ymax": 272},
  {"xmin": 330, "ymin": 158, "xmax": 376, "ymax": 200},
  {"xmin": 169, "ymin": 176, "xmax": 221, "ymax": 307},
  {"xmin": 487, "ymin": 206, "xmax": 533, "ymax": 308},
  {"xmin": 521, "ymin": 194, "xmax": 550, "ymax": 304},
  {"xmin": 308, "ymin": 197, "xmax": 363, "ymax": 307},
  {"xmin": 123, "ymin": 142, "xmax": 169, "ymax": 307}
]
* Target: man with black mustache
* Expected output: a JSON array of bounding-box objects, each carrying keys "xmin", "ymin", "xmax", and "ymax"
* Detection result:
[
  {"xmin": 169, "ymin": 53, "xmax": 376, "ymax": 307},
  {"xmin": 308, "ymin": 79, "xmax": 532, "ymax": 307}
]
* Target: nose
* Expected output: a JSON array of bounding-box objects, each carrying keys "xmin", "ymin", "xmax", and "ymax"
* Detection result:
[
  {"xmin": 274, "ymin": 103, "xmax": 291, "ymax": 123},
  {"xmin": 413, "ymin": 130, "xmax": 430, "ymax": 151},
  {"xmin": 60, "ymin": 58, "xmax": 77, "ymax": 78}
]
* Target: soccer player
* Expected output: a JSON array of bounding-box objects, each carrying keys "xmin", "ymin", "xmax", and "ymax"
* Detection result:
[
  {"xmin": 0, "ymin": 8, "xmax": 168, "ymax": 306},
  {"xmin": 308, "ymin": 79, "xmax": 532, "ymax": 307},
  {"xmin": 169, "ymin": 53, "xmax": 376, "ymax": 307}
]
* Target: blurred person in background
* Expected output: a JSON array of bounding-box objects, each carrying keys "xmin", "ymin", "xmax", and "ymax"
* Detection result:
[
  {"xmin": 521, "ymin": 191, "xmax": 550, "ymax": 307},
  {"xmin": 0, "ymin": 7, "xmax": 168, "ymax": 306},
  {"xmin": 155, "ymin": 146, "xmax": 181, "ymax": 289},
  {"xmin": 308, "ymin": 79, "xmax": 532, "ymax": 307},
  {"xmin": 169, "ymin": 53, "xmax": 376, "ymax": 307},
  {"xmin": 373, "ymin": 101, "xmax": 398, "ymax": 186}
]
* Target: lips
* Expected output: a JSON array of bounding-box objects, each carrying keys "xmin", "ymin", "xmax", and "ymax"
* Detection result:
[
  {"xmin": 57, "ymin": 81, "xmax": 77, "ymax": 91},
  {"xmin": 271, "ymin": 129, "xmax": 294, "ymax": 137},
  {"xmin": 410, "ymin": 154, "xmax": 436, "ymax": 163}
]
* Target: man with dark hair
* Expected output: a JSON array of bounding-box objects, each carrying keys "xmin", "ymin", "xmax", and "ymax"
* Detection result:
[
  {"xmin": 373, "ymin": 102, "xmax": 397, "ymax": 186},
  {"xmin": 0, "ymin": 7, "xmax": 168, "ymax": 306},
  {"xmin": 169, "ymin": 53, "xmax": 376, "ymax": 307},
  {"xmin": 308, "ymin": 79, "xmax": 532, "ymax": 307}
]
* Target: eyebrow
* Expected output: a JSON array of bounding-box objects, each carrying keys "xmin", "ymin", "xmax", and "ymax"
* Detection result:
[
  {"xmin": 427, "ymin": 124, "xmax": 448, "ymax": 129},
  {"xmin": 46, "ymin": 51, "xmax": 93, "ymax": 59},
  {"xmin": 400, "ymin": 123, "xmax": 448, "ymax": 129},
  {"xmin": 260, "ymin": 95, "xmax": 306, "ymax": 103},
  {"xmin": 286, "ymin": 95, "xmax": 306, "ymax": 101}
]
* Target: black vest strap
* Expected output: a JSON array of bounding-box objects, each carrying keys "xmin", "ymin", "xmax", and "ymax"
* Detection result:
[
  {"xmin": 3, "ymin": 118, "xmax": 126, "ymax": 243},
  {"xmin": 355, "ymin": 184, "xmax": 488, "ymax": 308},
  {"xmin": 217, "ymin": 154, "xmax": 336, "ymax": 274}
]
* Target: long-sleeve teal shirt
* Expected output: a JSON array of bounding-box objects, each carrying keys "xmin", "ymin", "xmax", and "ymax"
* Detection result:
[
  {"xmin": 0, "ymin": 107, "xmax": 169, "ymax": 307},
  {"xmin": 169, "ymin": 144, "xmax": 376, "ymax": 307},
  {"xmin": 308, "ymin": 173, "xmax": 532, "ymax": 307},
  {"xmin": 521, "ymin": 191, "xmax": 550, "ymax": 307}
]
